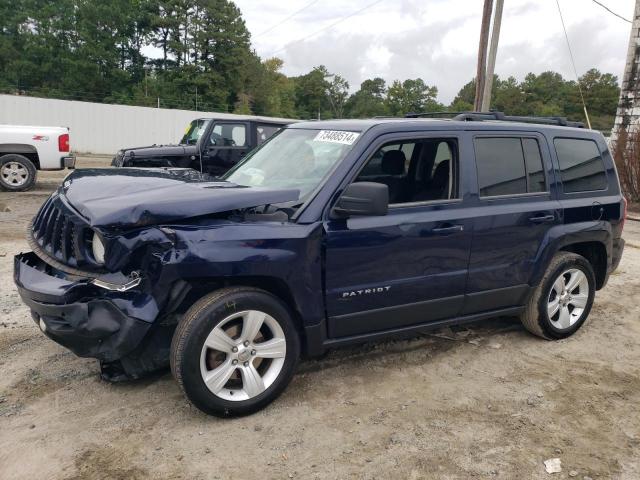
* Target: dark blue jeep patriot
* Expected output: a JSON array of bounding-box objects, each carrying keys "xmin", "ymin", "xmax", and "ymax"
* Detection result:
[{"xmin": 14, "ymin": 113, "xmax": 626, "ymax": 416}]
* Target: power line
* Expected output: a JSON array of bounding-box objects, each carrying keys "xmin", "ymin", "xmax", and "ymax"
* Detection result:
[
  {"xmin": 555, "ymin": 0, "xmax": 592, "ymax": 129},
  {"xmin": 591, "ymin": 0, "xmax": 632, "ymax": 23},
  {"xmin": 254, "ymin": 0, "xmax": 322, "ymax": 38},
  {"xmin": 265, "ymin": 0, "xmax": 386, "ymax": 57}
]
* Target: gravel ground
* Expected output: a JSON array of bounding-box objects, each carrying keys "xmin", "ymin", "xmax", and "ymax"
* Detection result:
[{"xmin": 1, "ymin": 158, "xmax": 639, "ymax": 479}]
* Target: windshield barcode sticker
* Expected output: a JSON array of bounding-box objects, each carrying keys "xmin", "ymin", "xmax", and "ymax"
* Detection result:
[{"xmin": 314, "ymin": 130, "xmax": 360, "ymax": 145}]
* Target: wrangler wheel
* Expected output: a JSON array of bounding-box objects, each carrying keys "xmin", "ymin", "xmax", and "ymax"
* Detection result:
[{"xmin": 170, "ymin": 287, "xmax": 300, "ymax": 417}]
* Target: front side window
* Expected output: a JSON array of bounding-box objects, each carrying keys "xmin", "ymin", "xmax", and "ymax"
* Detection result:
[
  {"xmin": 180, "ymin": 119, "xmax": 210, "ymax": 145},
  {"xmin": 355, "ymin": 138, "xmax": 458, "ymax": 204},
  {"xmin": 554, "ymin": 138, "xmax": 607, "ymax": 193},
  {"xmin": 475, "ymin": 137, "xmax": 547, "ymax": 197},
  {"xmin": 223, "ymin": 128, "xmax": 359, "ymax": 201},
  {"xmin": 210, "ymin": 123, "xmax": 247, "ymax": 147}
]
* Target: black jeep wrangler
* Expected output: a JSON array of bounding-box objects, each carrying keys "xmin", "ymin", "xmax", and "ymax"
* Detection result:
[
  {"xmin": 111, "ymin": 117, "xmax": 291, "ymax": 176},
  {"xmin": 15, "ymin": 112, "xmax": 625, "ymax": 417}
]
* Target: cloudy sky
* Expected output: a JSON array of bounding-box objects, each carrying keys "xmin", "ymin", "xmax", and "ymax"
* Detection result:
[{"xmin": 234, "ymin": 0, "xmax": 634, "ymax": 103}]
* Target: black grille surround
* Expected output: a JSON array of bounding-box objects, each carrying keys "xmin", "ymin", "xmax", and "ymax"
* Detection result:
[{"xmin": 30, "ymin": 193, "xmax": 104, "ymax": 272}]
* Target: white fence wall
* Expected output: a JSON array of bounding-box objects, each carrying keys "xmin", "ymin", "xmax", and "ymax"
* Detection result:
[{"xmin": 0, "ymin": 94, "xmax": 294, "ymax": 155}]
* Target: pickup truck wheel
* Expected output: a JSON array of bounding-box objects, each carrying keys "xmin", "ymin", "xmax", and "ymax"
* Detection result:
[
  {"xmin": 170, "ymin": 287, "xmax": 300, "ymax": 417},
  {"xmin": 521, "ymin": 252, "xmax": 595, "ymax": 339},
  {"xmin": 0, "ymin": 154, "xmax": 37, "ymax": 191}
]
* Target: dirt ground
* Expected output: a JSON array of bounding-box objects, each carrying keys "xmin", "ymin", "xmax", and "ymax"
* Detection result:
[{"xmin": 1, "ymin": 158, "xmax": 639, "ymax": 479}]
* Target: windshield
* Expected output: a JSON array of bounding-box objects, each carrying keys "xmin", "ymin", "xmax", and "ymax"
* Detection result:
[
  {"xmin": 180, "ymin": 119, "xmax": 210, "ymax": 145},
  {"xmin": 223, "ymin": 128, "xmax": 360, "ymax": 201}
]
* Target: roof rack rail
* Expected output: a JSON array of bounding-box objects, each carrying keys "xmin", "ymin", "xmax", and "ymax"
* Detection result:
[
  {"xmin": 403, "ymin": 110, "xmax": 584, "ymax": 128},
  {"xmin": 452, "ymin": 111, "xmax": 584, "ymax": 128},
  {"xmin": 404, "ymin": 111, "xmax": 462, "ymax": 118}
]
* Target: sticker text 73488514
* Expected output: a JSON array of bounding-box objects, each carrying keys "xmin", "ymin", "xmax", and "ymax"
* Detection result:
[{"xmin": 313, "ymin": 130, "xmax": 360, "ymax": 145}]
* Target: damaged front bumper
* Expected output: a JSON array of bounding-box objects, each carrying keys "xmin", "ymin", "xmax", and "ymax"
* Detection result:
[{"xmin": 14, "ymin": 252, "xmax": 171, "ymax": 378}]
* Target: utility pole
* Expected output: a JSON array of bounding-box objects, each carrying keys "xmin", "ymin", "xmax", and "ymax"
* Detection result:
[
  {"xmin": 481, "ymin": 0, "xmax": 504, "ymax": 112},
  {"xmin": 474, "ymin": 0, "xmax": 493, "ymax": 111},
  {"xmin": 612, "ymin": 0, "xmax": 640, "ymax": 140}
]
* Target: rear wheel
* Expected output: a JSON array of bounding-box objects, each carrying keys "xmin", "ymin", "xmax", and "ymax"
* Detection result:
[
  {"xmin": 521, "ymin": 252, "xmax": 595, "ymax": 339},
  {"xmin": 0, "ymin": 154, "xmax": 37, "ymax": 191},
  {"xmin": 170, "ymin": 287, "xmax": 300, "ymax": 417}
]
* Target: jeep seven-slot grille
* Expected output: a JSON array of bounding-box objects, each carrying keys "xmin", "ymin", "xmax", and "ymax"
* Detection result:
[{"xmin": 31, "ymin": 194, "xmax": 90, "ymax": 268}]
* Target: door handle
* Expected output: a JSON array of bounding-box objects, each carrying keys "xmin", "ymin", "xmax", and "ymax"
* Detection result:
[
  {"xmin": 432, "ymin": 224, "xmax": 464, "ymax": 234},
  {"xmin": 529, "ymin": 214, "xmax": 555, "ymax": 223}
]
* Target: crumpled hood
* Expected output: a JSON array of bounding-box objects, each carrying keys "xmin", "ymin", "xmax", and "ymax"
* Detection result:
[{"xmin": 61, "ymin": 168, "xmax": 299, "ymax": 228}]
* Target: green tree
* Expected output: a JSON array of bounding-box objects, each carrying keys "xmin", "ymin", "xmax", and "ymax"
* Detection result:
[
  {"xmin": 493, "ymin": 76, "xmax": 527, "ymax": 115},
  {"xmin": 326, "ymin": 74, "xmax": 349, "ymax": 118},
  {"xmin": 450, "ymin": 78, "xmax": 476, "ymax": 110},
  {"xmin": 344, "ymin": 78, "xmax": 388, "ymax": 117},
  {"xmin": 0, "ymin": 0, "xmax": 623, "ymax": 130},
  {"xmin": 293, "ymin": 65, "xmax": 331, "ymax": 119},
  {"xmin": 575, "ymin": 69, "xmax": 620, "ymax": 130},
  {"xmin": 385, "ymin": 79, "xmax": 440, "ymax": 116},
  {"xmin": 249, "ymin": 57, "xmax": 296, "ymax": 117},
  {"xmin": 233, "ymin": 92, "xmax": 252, "ymax": 114}
]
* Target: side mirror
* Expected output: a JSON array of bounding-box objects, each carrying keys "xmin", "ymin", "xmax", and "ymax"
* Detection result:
[{"xmin": 332, "ymin": 182, "xmax": 389, "ymax": 218}]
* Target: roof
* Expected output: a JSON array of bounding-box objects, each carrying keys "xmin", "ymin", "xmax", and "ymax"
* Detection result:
[{"xmin": 287, "ymin": 117, "xmax": 592, "ymax": 135}]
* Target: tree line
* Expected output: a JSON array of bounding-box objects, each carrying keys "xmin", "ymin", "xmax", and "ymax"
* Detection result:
[{"xmin": 0, "ymin": 0, "xmax": 620, "ymax": 130}]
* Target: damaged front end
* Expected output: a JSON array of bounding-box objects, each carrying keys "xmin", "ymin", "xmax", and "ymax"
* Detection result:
[
  {"xmin": 14, "ymin": 168, "xmax": 301, "ymax": 381},
  {"xmin": 14, "ymin": 251, "xmax": 187, "ymax": 381}
]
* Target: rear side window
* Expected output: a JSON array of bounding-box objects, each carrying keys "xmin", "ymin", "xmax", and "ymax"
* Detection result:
[
  {"xmin": 475, "ymin": 137, "xmax": 546, "ymax": 197},
  {"xmin": 554, "ymin": 138, "xmax": 607, "ymax": 193},
  {"xmin": 256, "ymin": 125, "xmax": 280, "ymax": 145}
]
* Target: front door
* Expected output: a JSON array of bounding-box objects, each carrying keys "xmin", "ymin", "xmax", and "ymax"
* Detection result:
[
  {"xmin": 201, "ymin": 122, "xmax": 250, "ymax": 175},
  {"xmin": 324, "ymin": 134, "xmax": 474, "ymax": 338}
]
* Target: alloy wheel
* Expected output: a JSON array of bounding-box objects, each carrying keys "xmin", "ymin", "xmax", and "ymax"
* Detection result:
[
  {"xmin": 199, "ymin": 310, "xmax": 286, "ymax": 401},
  {"xmin": 547, "ymin": 268, "xmax": 590, "ymax": 330}
]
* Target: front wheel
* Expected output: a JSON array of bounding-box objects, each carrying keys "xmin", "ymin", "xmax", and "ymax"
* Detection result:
[
  {"xmin": 170, "ymin": 287, "xmax": 300, "ymax": 417},
  {"xmin": 521, "ymin": 252, "xmax": 596, "ymax": 339}
]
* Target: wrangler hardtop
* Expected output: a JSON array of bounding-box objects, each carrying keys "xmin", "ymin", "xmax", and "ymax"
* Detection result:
[
  {"xmin": 111, "ymin": 116, "xmax": 292, "ymax": 175},
  {"xmin": 15, "ymin": 112, "xmax": 625, "ymax": 416}
]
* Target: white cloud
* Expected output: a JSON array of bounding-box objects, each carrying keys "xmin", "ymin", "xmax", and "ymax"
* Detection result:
[{"xmin": 235, "ymin": 0, "xmax": 634, "ymax": 103}]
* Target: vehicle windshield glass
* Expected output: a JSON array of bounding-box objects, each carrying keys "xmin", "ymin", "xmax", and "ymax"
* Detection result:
[
  {"xmin": 180, "ymin": 119, "xmax": 210, "ymax": 145},
  {"xmin": 223, "ymin": 128, "xmax": 360, "ymax": 201}
]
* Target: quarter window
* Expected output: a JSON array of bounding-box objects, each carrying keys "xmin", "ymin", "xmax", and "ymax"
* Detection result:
[
  {"xmin": 523, "ymin": 138, "xmax": 546, "ymax": 193},
  {"xmin": 475, "ymin": 137, "xmax": 547, "ymax": 197},
  {"xmin": 554, "ymin": 138, "xmax": 607, "ymax": 193}
]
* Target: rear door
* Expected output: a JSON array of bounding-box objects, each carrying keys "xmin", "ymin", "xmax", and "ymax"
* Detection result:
[
  {"xmin": 201, "ymin": 121, "xmax": 250, "ymax": 175},
  {"xmin": 463, "ymin": 132, "xmax": 561, "ymax": 314},
  {"xmin": 323, "ymin": 132, "xmax": 474, "ymax": 338}
]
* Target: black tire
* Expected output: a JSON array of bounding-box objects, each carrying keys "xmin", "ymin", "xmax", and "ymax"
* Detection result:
[
  {"xmin": 0, "ymin": 154, "xmax": 37, "ymax": 191},
  {"xmin": 170, "ymin": 287, "xmax": 300, "ymax": 417},
  {"xmin": 521, "ymin": 252, "xmax": 596, "ymax": 339}
]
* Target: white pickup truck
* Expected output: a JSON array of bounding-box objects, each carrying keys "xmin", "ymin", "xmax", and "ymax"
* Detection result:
[{"xmin": 0, "ymin": 124, "xmax": 75, "ymax": 191}]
